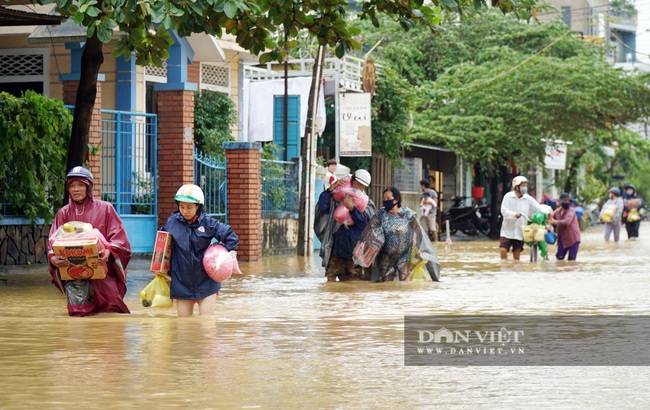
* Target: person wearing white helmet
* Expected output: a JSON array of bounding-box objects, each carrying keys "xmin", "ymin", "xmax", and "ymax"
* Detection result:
[
  {"xmin": 161, "ymin": 183, "xmax": 239, "ymax": 316},
  {"xmin": 315, "ymin": 169, "xmax": 376, "ymax": 281},
  {"xmin": 499, "ymin": 175, "xmax": 541, "ymax": 260},
  {"xmin": 48, "ymin": 166, "xmax": 132, "ymax": 316}
]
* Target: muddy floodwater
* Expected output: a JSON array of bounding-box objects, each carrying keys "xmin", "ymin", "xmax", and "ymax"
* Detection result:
[{"xmin": 1, "ymin": 225, "xmax": 649, "ymax": 408}]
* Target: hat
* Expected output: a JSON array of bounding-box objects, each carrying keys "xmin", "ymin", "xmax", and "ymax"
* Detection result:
[
  {"xmin": 608, "ymin": 187, "xmax": 620, "ymax": 195},
  {"xmin": 559, "ymin": 193, "xmax": 571, "ymax": 202}
]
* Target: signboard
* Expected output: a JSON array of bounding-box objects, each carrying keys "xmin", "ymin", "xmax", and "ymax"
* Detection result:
[
  {"xmin": 392, "ymin": 157, "xmax": 423, "ymax": 192},
  {"xmin": 338, "ymin": 92, "xmax": 372, "ymax": 157},
  {"xmin": 544, "ymin": 142, "xmax": 567, "ymax": 170}
]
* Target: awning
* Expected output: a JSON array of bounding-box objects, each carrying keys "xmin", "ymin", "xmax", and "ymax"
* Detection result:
[
  {"xmin": 0, "ymin": 5, "xmax": 62, "ymax": 27},
  {"xmin": 407, "ymin": 141, "xmax": 454, "ymax": 153},
  {"xmin": 28, "ymin": 13, "xmax": 87, "ymax": 44}
]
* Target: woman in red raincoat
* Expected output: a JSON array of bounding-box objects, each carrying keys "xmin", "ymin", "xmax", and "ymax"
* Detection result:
[{"xmin": 48, "ymin": 166, "xmax": 132, "ymax": 316}]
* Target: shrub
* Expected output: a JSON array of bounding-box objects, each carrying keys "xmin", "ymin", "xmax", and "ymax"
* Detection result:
[{"xmin": 0, "ymin": 91, "xmax": 72, "ymax": 222}]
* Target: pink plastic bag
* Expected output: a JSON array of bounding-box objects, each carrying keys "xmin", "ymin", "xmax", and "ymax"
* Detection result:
[
  {"xmin": 333, "ymin": 203, "xmax": 354, "ymax": 226},
  {"xmin": 203, "ymin": 243, "xmax": 241, "ymax": 282},
  {"xmin": 332, "ymin": 187, "xmax": 369, "ymax": 226},
  {"xmin": 331, "ymin": 175, "xmax": 352, "ymax": 202}
]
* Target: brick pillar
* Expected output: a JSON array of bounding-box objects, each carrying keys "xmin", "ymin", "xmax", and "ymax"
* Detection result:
[
  {"xmin": 187, "ymin": 61, "xmax": 201, "ymax": 85},
  {"xmin": 224, "ymin": 142, "xmax": 262, "ymax": 261},
  {"xmin": 157, "ymin": 89, "xmax": 195, "ymax": 227},
  {"xmin": 61, "ymin": 80, "xmax": 103, "ymax": 199}
]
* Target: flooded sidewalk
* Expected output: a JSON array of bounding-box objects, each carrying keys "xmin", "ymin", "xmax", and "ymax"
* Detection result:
[{"xmin": 1, "ymin": 223, "xmax": 649, "ymax": 408}]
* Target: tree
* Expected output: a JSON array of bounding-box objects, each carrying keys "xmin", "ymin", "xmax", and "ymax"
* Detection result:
[
  {"xmin": 194, "ymin": 90, "xmax": 237, "ymax": 158},
  {"xmin": 40, "ymin": 0, "xmax": 541, "ymax": 171},
  {"xmin": 355, "ymin": 11, "xmax": 650, "ymax": 235}
]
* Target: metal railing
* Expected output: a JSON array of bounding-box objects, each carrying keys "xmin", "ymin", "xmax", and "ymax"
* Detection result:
[
  {"xmin": 100, "ymin": 110, "xmax": 158, "ymax": 215},
  {"xmin": 261, "ymin": 159, "xmax": 299, "ymax": 215},
  {"xmin": 194, "ymin": 149, "xmax": 227, "ymax": 222}
]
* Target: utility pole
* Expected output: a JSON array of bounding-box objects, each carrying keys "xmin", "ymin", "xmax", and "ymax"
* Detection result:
[{"xmin": 297, "ymin": 45, "xmax": 325, "ymax": 256}]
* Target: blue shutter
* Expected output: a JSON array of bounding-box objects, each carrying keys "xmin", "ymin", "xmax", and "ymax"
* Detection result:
[{"xmin": 273, "ymin": 95, "xmax": 300, "ymax": 161}]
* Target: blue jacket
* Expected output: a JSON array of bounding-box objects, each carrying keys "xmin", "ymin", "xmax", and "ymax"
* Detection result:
[{"xmin": 162, "ymin": 211, "xmax": 239, "ymax": 300}]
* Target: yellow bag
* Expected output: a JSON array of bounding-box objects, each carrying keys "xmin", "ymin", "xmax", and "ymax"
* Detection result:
[
  {"xmin": 627, "ymin": 208, "xmax": 640, "ymax": 222},
  {"xmin": 602, "ymin": 208, "xmax": 615, "ymax": 223},
  {"xmin": 523, "ymin": 224, "xmax": 545, "ymax": 243},
  {"xmin": 140, "ymin": 275, "xmax": 173, "ymax": 308}
]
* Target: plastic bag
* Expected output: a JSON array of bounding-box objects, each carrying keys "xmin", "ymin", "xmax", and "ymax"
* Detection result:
[
  {"xmin": 408, "ymin": 261, "xmax": 430, "ymax": 281},
  {"xmin": 331, "ymin": 174, "xmax": 352, "ymax": 202},
  {"xmin": 627, "ymin": 208, "xmax": 640, "ymax": 222},
  {"xmin": 601, "ymin": 207, "xmax": 615, "ymax": 223},
  {"xmin": 203, "ymin": 243, "xmax": 241, "ymax": 282},
  {"xmin": 65, "ymin": 279, "xmax": 94, "ymax": 305},
  {"xmin": 333, "ymin": 203, "xmax": 354, "ymax": 226},
  {"xmin": 545, "ymin": 231, "xmax": 557, "ymax": 245},
  {"xmin": 352, "ymin": 240, "xmax": 380, "ymax": 268},
  {"xmin": 140, "ymin": 275, "xmax": 173, "ymax": 308},
  {"xmin": 530, "ymin": 212, "xmax": 548, "ymax": 226},
  {"xmin": 49, "ymin": 221, "xmax": 94, "ymax": 248}
]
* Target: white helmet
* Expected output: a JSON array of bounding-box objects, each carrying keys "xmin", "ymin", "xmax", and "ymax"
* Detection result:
[
  {"xmin": 512, "ymin": 175, "xmax": 528, "ymax": 189},
  {"xmin": 353, "ymin": 169, "xmax": 371, "ymax": 187},
  {"xmin": 174, "ymin": 184, "xmax": 204, "ymax": 205}
]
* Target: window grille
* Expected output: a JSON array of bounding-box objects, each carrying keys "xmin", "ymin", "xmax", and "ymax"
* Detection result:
[
  {"xmin": 0, "ymin": 54, "xmax": 44, "ymax": 77},
  {"xmin": 144, "ymin": 61, "xmax": 167, "ymax": 79},
  {"xmin": 201, "ymin": 64, "xmax": 229, "ymax": 92}
]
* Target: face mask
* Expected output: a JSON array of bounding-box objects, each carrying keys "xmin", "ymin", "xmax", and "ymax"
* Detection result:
[
  {"xmin": 627, "ymin": 189, "xmax": 634, "ymax": 195},
  {"xmin": 609, "ymin": 194, "xmax": 614, "ymax": 199},
  {"xmin": 383, "ymin": 199, "xmax": 396, "ymax": 211},
  {"xmin": 519, "ymin": 186, "xmax": 528, "ymax": 195},
  {"xmin": 561, "ymin": 202, "xmax": 570, "ymax": 210}
]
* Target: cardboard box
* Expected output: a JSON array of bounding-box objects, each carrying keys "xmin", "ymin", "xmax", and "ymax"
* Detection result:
[
  {"xmin": 150, "ymin": 231, "xmax": 173, "ymax": 275},
  {"xmin": 52, "ymin": 237, "xmax": 107, "ymax": 280}
]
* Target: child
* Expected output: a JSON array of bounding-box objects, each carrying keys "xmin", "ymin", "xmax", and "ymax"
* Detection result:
[
  {"xmin": 324, "ymin": 159, "xmax": 338, "ymax": 190},
  {"xmin": 162, "ymin": 184, "xmax": 239, "ymax": 317},
  {"xmin": 419, "ymin": 191, "xmax": 438, "ymax": 242}
]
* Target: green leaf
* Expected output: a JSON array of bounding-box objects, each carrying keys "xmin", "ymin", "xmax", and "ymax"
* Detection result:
[
  {"xmin": 224, "ymin": 2, "xmax": 238, "ymax": 19},
  {"xmin": 86, "ymin": 6, "xmax": 101, "ymax": 17}
]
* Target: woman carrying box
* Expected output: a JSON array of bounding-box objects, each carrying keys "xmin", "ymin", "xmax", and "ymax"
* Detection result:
[{"xmin": 48, "ymin": 166, "xmax": 132, "ymax": 316}]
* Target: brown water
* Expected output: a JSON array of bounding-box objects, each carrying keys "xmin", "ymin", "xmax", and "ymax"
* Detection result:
[{"xmin": 1, "ymin": 225, "xmax": 649, "ymax": 408}]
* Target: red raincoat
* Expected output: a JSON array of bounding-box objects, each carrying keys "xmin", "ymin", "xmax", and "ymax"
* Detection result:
[{"xmin": 48, "ymin": 194, "xmax": 132, "ymax": 316}]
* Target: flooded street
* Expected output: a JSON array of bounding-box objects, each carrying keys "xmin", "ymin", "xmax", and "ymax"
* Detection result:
[{"xmin": 1, "ymin": 224, "xmax": 649, "ymax": 408}]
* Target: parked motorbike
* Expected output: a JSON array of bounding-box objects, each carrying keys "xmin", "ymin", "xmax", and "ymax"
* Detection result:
[{"xmin": 441, "ymin": 196, "xmax": 490, "ymax": 236}]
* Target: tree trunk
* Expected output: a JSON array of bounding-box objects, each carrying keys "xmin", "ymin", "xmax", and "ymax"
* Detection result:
[
  {"xmin": 563, "ymin": 150, "xmax": 586, "ymax": 194},
  {"xmin": 66, "ymin": 34, "xmax": 104, "ymax": 172}
]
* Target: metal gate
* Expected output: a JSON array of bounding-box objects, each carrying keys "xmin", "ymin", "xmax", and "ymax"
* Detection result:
[
  {"xmin": 194, "ymin": 149, "xmax": 227, "ymax": 222},
  {"xmin": 101, "ymin": 110, "xmax": 158, "ymax": 253}
]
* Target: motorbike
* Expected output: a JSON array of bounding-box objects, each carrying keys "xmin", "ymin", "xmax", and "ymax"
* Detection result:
[{"xmin": 440, "ymin": 196, "xmax": 490, "ymax": 236}]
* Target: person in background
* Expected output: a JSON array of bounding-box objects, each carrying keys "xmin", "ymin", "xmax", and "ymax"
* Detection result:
[
  {"xmin": 621, "ymin": 183, "xmax": 645, "ymax": 241},
  {"xmin": 499, "ymin": 175, "xmax": 541, "ymax": 260},
  {"xmin": 419, "ymin": 191, "xmax": 438, "ymax": 242},
  {"xmin": 354, "ymin": 187, "xmax": 440, "ymax": 282},
  {"xmin": 548, "ymin": 193, "xmax": 581, "ymax": 261},
  {"xmin": 323, "ymin": 159, "xmax": 338, "ymax": 190},
  {"xmin": 419, "ymin": 179, "xmax": 439, "ymax": 242},
  {"xmin": 315, "ymin": 169, "xmax": 376, "ymax": 282},
  {"xmin": 162, "ymin": 184, "xmax": 239, "ymax": 317},
  {"xmin": 599, "ymin": 187, "xmax": 624, "ymax": 242},
  {"xmin": 48, "ymin": 166, "xmax": 132, "ymax": 316}
]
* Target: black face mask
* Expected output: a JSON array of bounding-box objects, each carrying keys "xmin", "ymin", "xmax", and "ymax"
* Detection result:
[
  {"xmin": 561, "ymin": 202, "xmax": 570, "ymax": 210},
  {"xmin": 383, "ymin": 199, "xmax": 396, "ymax": 211}
]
